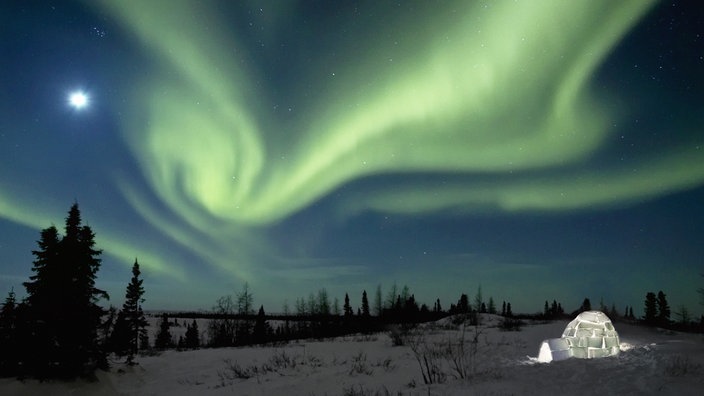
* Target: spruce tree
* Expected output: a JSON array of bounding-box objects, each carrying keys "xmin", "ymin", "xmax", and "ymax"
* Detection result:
[
  {"xmin": 23, "ymin": 226, "xmax": 61, "ymax": 376},
  {"xmin": 110, "ymin": 310, "xmax": 130, "ymax": 356},
  {"xmin": 644, "ymin": 292, "xmax": 657, "ymax": 325},
  {"xmin": 656, "ymin": 291, "xmax": 671, "ymax": 327},
  {"xmin": 253, "ymin": 305, "xmax": 269, "ymax": 344},
  {"xmin": 185, "ymin": 320, "xmax": 200, "ymax": 349},
  {"xmin": 154, "ymin": 313, "xmax": 172, "ymax": 349},
  {"xmin": 581, "ymin": 298, "xmax": 592, "ymax": 312},
  {"xmin": 343, "ymin": 293, "xmax": 353, "ymax": 318},
  {"xmin": 0, "ymin": 289, "xmax": 19, "ymax": 376},
  {"xmin": 23, "ymin": 204, "xmax": 109, "ymax": 378},
  {"xmin": 361, "ymin": 290, "xmax": 370, "ymax": 317},
  {"xmin": 474, "ymin": 286, "xmax": 483, "ymax": 314},
  {"xmin": 120, "ymin": 259, "xmax": 148, "ymax": 364},
  {"xmin": 457, "ymin": 294, "xmax": 470, "ymax": 314}
]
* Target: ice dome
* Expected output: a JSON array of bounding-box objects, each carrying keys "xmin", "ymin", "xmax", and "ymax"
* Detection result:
[{"xmin": 538, "ymin": 310, "xmax": 620, "ymax": 363}]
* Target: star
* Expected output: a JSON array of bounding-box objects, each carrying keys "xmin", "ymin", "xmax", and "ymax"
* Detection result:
[{"xmin": 68, "ymin": 90, "xmax": 89, "ymax": 110}]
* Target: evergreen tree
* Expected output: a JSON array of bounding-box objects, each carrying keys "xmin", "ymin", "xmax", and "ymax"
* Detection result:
[
  {"xmin": 502, "ymin": 301, "xmax": 506, "ymax": 316},
  {"xmin": 120, "ymin": 259, "xmax": 148, "ymax": 364},
  {"xmin": 139, "ymin": 332, "xmax": 150, "ymax": 351},
  {"xmin": 253, "ymin": 305, "xmax": 269, "ymax": 344},
  {"xmin": 343, "ymin": 293, "xmax": 353, "ymax": 318},
  {"xmin": 436, "ymin": 298, "xmax": 443, "ymax": 313},
  {"xmin": 488, "ymin": 297, "xmax": 496, "ymax": 314},
  {"xmin": 22, "ymin": 204, "xmax": 109, "ymax": 378},
  {"xmin": 361, "ymin": 290, "xmax": 370, "ymax": 317},
  {"xmin": 154, "ymin": 313, "xmax": 172, "ymax": 349},
  {"xmin": 457, "ymin": 294, "xmax": 470, "ymax": 314},
  {"xmin": 644, "ymin": 292, "xmax": 658, "ymax": 325},
  {"xmin": 0, "ymin": 288, "xmax": 19, "ymax": 376},
  {"xmin": 185, "ymin": 320, "xmax": 200, "ymax": 349},
  {"xmin": 656, "ymin": 290, "xmax": 671, "ymax": 327},
  {"xmin": 22, "ymin": 226, "xmax": 61, "ymax": 376},
  {"xmin": 580, "ymin": 298, "xmax": 592, "ymax": 312},
  {"xmin": 110, "ymin": 310, "xmax": 130, "ymax": 356},
  {"xmin": 474, "ymin": 285, "xmax": 483, "ymax": 314},
  {"xmin": 506, "ymin": 302, "xmax": 513, "ymax": 317}
]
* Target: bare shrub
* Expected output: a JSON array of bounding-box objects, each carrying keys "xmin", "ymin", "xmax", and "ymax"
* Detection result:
[
  {"xmin": 349, "ymin": 351, "xmax": 374, "ymax": 376},
  {"xmin": 498, "ymin": 317, "xmax": 523, "ymax": 331},
  {"xmin": 408, "ymin": 322, "xmax": 496, "ymax": 385},
  {"xmin": 269, "ymin": 349, "xmax": 297, "ymax": 370},
  {"xmin": 218, "ymin": 358, "xmax": 254, "ymax": 384},
  {"xmin": 442, "ymin": 323, "xmax": 483, "ymax": 380},
  {"xmin": 375, "ymin": 356, "xmax": 396, "ymax": 372},
  {"xmin": 388, "ymin": 324, "xmax": 414, "ymax": 346},
  {"xmin": 407, "ymin": 331, "xmax": 446, "ymax": 384},
  {"xmin": 306, "ymin": 354, "xmax": 323, "ymax": 368}
]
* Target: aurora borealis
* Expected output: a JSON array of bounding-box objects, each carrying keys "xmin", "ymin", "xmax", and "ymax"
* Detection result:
[{"xmin": 1, "ymin": 1, "xmax": 703, "ymax": 314}]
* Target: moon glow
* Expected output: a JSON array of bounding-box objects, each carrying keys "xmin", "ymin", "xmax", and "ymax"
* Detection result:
[{"xmin": 68, "ymin": 91, "xmax": 88, "ymax": 109}]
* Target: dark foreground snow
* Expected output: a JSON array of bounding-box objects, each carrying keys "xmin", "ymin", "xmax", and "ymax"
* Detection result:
[{"xmin": 2, "ymin": 316, "xmax": 702, "ymax": 395}]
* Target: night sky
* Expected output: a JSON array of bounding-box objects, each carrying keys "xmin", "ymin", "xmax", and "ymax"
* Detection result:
[{"xmin": 1, "ymin": 1, "xmax": 703, "ymax": 316}]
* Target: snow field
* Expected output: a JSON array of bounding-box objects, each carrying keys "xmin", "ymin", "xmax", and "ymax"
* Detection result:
[{"xmin": 1, "ymin": 314, "xmax": 702, "ymax": 395}]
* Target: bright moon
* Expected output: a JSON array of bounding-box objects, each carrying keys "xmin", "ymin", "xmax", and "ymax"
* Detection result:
[{"xmin": 68, "ymin": 91, "xmax": 88, "ymax": 109}]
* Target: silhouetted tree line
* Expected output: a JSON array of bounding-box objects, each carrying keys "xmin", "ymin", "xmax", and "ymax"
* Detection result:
[
  {"xmin": 0, "ymin": 204, "xmax": 149, "ymax": 379},
  {"xmin": 543, "ymin": 300, "xmax": 565, "ymax": 319},
  {"xmin": 643, "ymin": 290, "xmax": 671, "ymax": 327},
  {"xmin": 190, "ymin": 284, "xmax": 518, "ymax": 346}
]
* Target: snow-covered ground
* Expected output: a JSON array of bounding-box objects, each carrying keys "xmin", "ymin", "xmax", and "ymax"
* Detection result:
[{"xmin": 2, "ymin": 315, "xmax": 703, "ymax": 395}]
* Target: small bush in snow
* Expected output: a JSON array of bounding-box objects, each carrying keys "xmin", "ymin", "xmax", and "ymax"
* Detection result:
[
  {"xmin": 407, "ymin": 331, "xmax": 446, "ymax": 384},
  {"xmin": 268, "ymin": 349, "xmax": 297, "ymax": 370},
  {"xmin": 220, "ymin": 358, "xmax": 254, "ymax": 380},
  {"xmin": 498, "ymin": 317, "xmax": 523, "ymax": 331},
  {"xmin": 348, "ymin": 351, "xmax": 374, "ymax": 376},
  {"xmin": 388, "ymin": 324, "xmax": 414, "ymax": 346}
]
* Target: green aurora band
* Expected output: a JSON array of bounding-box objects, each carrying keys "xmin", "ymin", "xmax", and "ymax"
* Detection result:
[
  {"xmin": 3, "ymin": 0, "xmax": 704, "ymax": 285},
  {"xmin": 100, "ymin": 0, "xmax": 695, "ymax": 227}
]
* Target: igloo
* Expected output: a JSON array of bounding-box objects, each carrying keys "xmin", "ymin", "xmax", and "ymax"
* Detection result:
[{"xmin": 537, "ymin": 310, "xmax": 620, "ymax": 363}]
